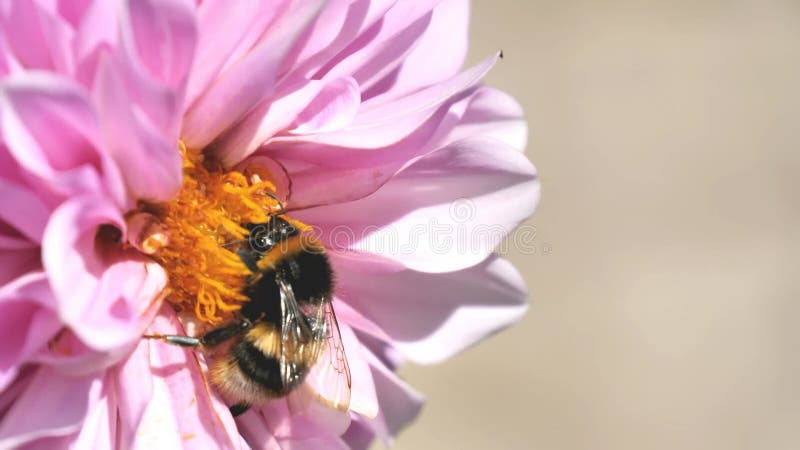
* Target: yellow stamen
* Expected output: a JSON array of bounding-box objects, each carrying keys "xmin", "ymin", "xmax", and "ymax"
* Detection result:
[{"xmin": 138, "ymin": 142, "xmax": 284, "ymax": 324}]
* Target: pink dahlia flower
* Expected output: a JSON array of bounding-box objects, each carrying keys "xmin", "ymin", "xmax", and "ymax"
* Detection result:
[{"xmin": 0, "ymin": 0, "xmax": 539, "ymax": 448}]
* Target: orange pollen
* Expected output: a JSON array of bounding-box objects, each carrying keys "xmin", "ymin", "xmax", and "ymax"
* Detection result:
[{"xmin": 134, "ymin": 142, "xmax": 286, "ymax": 324}]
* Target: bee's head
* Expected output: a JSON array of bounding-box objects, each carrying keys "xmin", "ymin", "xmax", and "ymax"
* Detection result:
[{"xmin": 247, "ymin": 217, "xmax": 299, "ymax": 253}]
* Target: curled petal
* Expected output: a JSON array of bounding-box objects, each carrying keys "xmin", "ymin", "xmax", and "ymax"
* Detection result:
[{"xmin": 43, "ymin": 195, "xmax": 167, "ymax": 352}]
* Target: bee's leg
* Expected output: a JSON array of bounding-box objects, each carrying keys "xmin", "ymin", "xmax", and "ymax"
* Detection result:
[
  {"xmin": 229, "ymin": 403, "xmax": 250, "ymax": 417},
  {"xmin": 143, "ymin": 334, "xmax": 200, "ymax": 347},
  {"xmin": 144, "ymin": 318, "xmax": 253, "ymax": 348},
  {"xmin": 236, "ymin": 249, "xmax": 260, "ymax": 273},
  {"xmin": 199, "ymin": 318, "xmax": 253, "ymax": 347}
]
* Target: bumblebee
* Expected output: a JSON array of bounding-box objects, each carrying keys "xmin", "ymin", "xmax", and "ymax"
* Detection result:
[{"xmin": 146, "ymin": 214, "xmax": 351, "ymax": 416}]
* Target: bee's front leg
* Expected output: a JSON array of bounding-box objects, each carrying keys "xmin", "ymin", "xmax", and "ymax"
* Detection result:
[
  {"xmin": 144, "ymin": 318, "xmax": 253, "ymax": 348},
  {"xmin": 143, "ymin": 333, "xmax": 201, "ymax": 347},
  {"xmin": 199, "ymin": 318, "xmax": 253, "ymax": 347}
]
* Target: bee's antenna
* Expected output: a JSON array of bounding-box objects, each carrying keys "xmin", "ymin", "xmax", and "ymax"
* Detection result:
[{"xmin": 265, "ymin": 192, "xmax": 286, "ymax": 216}]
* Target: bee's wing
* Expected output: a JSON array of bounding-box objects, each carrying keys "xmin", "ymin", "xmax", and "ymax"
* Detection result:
[
  {"xmin": 301, "ymin": 300, "xmax": 352, "ymax": 411},
  {"xmin": 276, "ymin": 276, "xmax": 351, "ymax": 412},
  {"xmin": 276, "ymin": 277, "xmax": 314, "ymax": 390}
]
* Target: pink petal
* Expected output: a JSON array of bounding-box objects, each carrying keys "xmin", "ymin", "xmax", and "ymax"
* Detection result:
[
  {"xmin": 332, "ymin": 255, "xmax": 529, "ymax": 364},
  {"xmin": 33, "ymin": 329, "xmax": 125, "ymax": 377},
  {"xmin": 360, "ymin": 345, "xmax": 424, "ymax": 446},
  {"xmin": 51, "ymin": 0, "xmax": 94, "ymax": 28},
  {"xmin": 262, "ymin": 84, "xmax": 478, "ymax": 209},
  {"xmin": 0, "ymin": 30, "xmax": 22, "ymax": 77},
  {"xmin": 0, "ymin": 367, "xmax": 100, "ymax": 448},
  {"xmin": 440, "ymin": 85, "xmax": 528, "ymax": 151},
  {"xmin": 290, "ymin": 76, "xmax": 360, "ymax": 135},
  {"xmin": 0, "ymin": 178, "xmax": 50, "ymax": 242},
  {"xmin": 333, "ymin": 295, "xmax": 393, "ymax": 355},
  {"xmin": 274, "ymin": 53, "xmax": 499, "ymax": 149},
  {"xmin": 0, "ymin": 73, "xmax": 127, "ymax": 205},
  {"xmin": 110, "ymin": 337, "xmax": 154, "ymax": 449},
  {"xmin": 256, "ymin": 56, "xmax": 500, "ymax": 210},
  {"xmin": 132, "ymin": 306, "xmax": 243, "ymax": 450},
  {"xmin": 73, "ymin": 0, "xmax": 120, "ymax": 86},
  {"xmin": 234, "ymin": 410, "xmax": 282, "ymax": 450},
  {"xmin": 63, "ymin": 372, "xmax": 115, "ymax": 449},
  {"xmin": 86, "ymin": 0, "xmax": 197, "ymax": 203},
  {"xmin": 215, "ymin": 76, "xmax": 354, "ymax": 165},
  {"xmin": 0, "ymin": 368, "xmax": 34, "ymax": 419},
  {"xmin": 276, "ymin": 436, "xmax": 349, "ymax": 450},
  {"xmin": 341, "ymin": 416, "xmax": 375, "ymax": 450},
  {"xmin": 0, "ymin": 247, "xmax": 40, "ymax": 286},
  {"xmin": 41, "ymin": 194, "xmax": 123, "ymax": 322},
  {"xmin": 339, "ymin": 323, "xmax": 378, "ymax": 419},
  {"xmin": 316, "ymin": 1, "xmax": 440, "ymax": 92},
  {"xmin": 285, "ymin": 0, "xmax": 396, "ymax": 78},
  {"xmin": 0, "ymin": 1, "xmax": 75, "ymax": 73},
  {"xmin": 296, "ymin": 137, "xmax": 539, "ymax": 272},
  {"xmin": 11, "ymin": 370, "xmax": 114, "ymax": 449},
  {"xmin": 0, "ymin": 229, "xmax": 35, "ymax": 250},
  {"xmin": 259, "ymin": 397, "xmax": 351, "ymax": 441},
  {"xmin": 119, "ymin": 0, "xmax": 197, "ymax": 90},
  {"xmin": 181, "ymin": 0, "xmax": 326, "ymax": 149},
  {"xmin": 187, "ymin": 0, "xmax": 289, "ymax": 106},
  {"xmin": 0, "ymin": 273, "xmax": 60, "ymax": 391},
  {"xmin": 92, "ymin": 54, "xmax": 183, "ymax": 203},
  {"xmin": 42, "ymin": 195, "xmax": 168, "ymax": 352},
  {"xmin": 364, "ymin": 0, "xmax": 469, "ymax": 103}
]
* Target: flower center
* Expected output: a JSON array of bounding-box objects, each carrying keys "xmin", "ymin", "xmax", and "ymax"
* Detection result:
[{"xmin": 132, "ymin": 142, "xmax": 285, "ymax": 324}]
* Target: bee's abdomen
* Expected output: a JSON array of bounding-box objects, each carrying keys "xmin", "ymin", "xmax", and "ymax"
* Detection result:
[{"xmin": 232, "ymin": 339, "xmax": 305, "ymax": 395}]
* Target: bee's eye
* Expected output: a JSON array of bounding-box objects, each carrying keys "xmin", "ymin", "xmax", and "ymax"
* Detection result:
[{"xmin": 252, "ymin": 235, "xmax": 271, "ymax": 251}]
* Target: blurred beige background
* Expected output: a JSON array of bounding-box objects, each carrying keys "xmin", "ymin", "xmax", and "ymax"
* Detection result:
[{"xmin": 395, "ymin": 1, "xmax": 800, "ymax": 449}]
